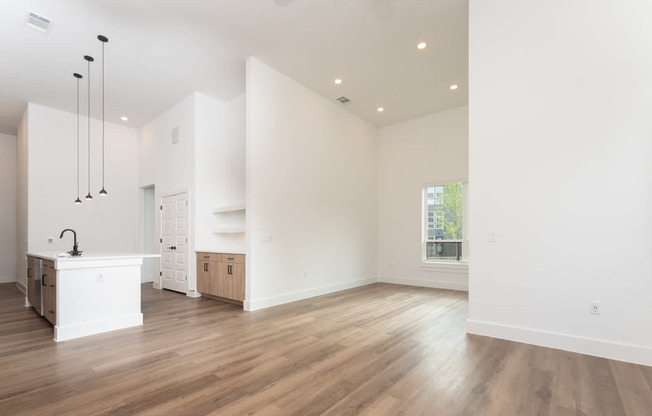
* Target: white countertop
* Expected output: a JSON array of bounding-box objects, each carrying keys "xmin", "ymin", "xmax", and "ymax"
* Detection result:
[{"xmin": 27, "ymin": 251, "xmax": 161, "ymax": 262}]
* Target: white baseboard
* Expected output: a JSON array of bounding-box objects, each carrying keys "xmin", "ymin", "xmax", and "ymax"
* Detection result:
[
  {"xmin": 152, "ymin": 281, "xmax": 161, "ymax": 290},
  {"xmin": 16, "ymin": 280, "xmax": 26, "ymax": 295},
  {"xmin": 54, "ymin": 313, "xmax": 143, "ymax": 342},
  {"xmin": 244, "ymin": 277, "xmax": 377, "ymax": 311},
  {"xmin": 377, "ymin": 275, "xmax": 468, "ymax": 292},
  {"xmin": 467, "ymin": 319, "xmax": 652, "ymax": 367},
  {"xmin": 186, "ymin": 289, "xmax": 201, "ymax": 298}
]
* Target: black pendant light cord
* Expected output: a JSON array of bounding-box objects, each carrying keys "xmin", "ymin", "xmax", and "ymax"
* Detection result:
[
  {"xmin": 101, "ymin": 40, "xmax": 105, "ymax": 191},
  {"xmin": 84, "ymin": 55, "xmax": 94, "ymax": 200},
  {"xmin": 74, "ymin": 73, "xmax": 83, "ymax": 204},
  {"xmin": 98, "ymin": 35, "xmax": 108, "ymax": 196}
]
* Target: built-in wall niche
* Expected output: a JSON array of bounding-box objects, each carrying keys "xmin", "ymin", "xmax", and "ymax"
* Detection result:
[{"xmin": 212, "ymin": 203, "xmax": 245, "ymax": 234}]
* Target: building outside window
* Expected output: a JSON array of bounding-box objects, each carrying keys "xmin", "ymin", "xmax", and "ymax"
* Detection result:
[{"xmin": 424, "ymin": 182, "xmax": 465, "ymax": 262}]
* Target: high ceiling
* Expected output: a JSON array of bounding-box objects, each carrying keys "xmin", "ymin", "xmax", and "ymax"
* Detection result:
[{"xmin": 0, "ymin": 0, "xmax": 468, "ymax": 135}]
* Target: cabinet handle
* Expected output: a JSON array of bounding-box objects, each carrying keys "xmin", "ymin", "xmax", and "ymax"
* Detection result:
[
  {"xmin": 27, "ymin": 268, "xmax": 31, "ymax": 278},
  {"xmin": 42, "ymin": 274, "xmax": 46, "ymax": 286},
  {"xmin": 204, "ymin": 263, "xmax": 208, "ymax": 272}
]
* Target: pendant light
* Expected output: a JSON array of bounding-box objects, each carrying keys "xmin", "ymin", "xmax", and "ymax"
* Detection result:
[
  {"xmin": 74, "ymin": 73, "xmax": 83, "ymax": 205},
  {"xmin": 84, "ymin": 55, "xmax": 94, "ymax": 201},
  {"xmin": 98, "ymin": 35, "xmax": 109, "ymax": 196}
]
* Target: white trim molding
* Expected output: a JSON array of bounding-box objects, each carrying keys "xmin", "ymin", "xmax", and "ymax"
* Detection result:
[
  {"xmin": 244, "ymin": 277, "xmax": 377, "ymax": 311},
  {"xmin": 420, "ymin": 262, "xmax": 469, "ymax": 274},
  {"xmin": 378, "ymin": 275, "xmax": 468, "ymax": 292},
  {"xmin": 467, "ymin": 319, "xmax": 652, "ymax": 367},
  {"xmin": 16, "ymin": 280, "xmax": 26, "ymax": 295}
]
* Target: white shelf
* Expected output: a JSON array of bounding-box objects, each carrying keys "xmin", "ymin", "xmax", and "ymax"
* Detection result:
[
  {"xmin": 212, "ymin": 204, "xmax": 246, "ymax": 213},
  {"xmin": 212, "ymin": 226, "xmax": 246, "ymax": 234}
]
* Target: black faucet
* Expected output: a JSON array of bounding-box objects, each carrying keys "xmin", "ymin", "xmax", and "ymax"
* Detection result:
[{"xmin": 60, "ymin": 229, "xmax": 82, "ymax": 256}]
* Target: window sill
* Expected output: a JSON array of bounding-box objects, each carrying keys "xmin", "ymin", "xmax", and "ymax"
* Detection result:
[{"xmin": 420, "ymin": 261, "xmax": 469, "ymax": 274}]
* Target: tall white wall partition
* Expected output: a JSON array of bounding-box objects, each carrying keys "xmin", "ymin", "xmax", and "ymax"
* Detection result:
[
  {"xmin": 468, "ymin": 0, "xmax": 652, "ymax": 366},
  {"xmin": 245, "ymin": 57, "xmax": 378, "ymax": 310}
]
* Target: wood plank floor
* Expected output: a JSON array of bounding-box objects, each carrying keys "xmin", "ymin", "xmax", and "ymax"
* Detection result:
[{"xmin": 1, "ymin": 282, "xmax": 651, "ymax": 415}]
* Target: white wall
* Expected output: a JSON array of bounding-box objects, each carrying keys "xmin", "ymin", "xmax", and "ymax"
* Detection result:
[
  {"xmin": 15, "ymin": 110, "xmax": 28, "ymax": 290},
  {"xmin": 0, "ymin": 133, "xmax": 17, "ymax": 283},
  {"xmin": 194, "ymin": 93, "xmax": 225, "ymax": 253},
  {"xmin": 139, "ymin": 92, "xmax": 247, "ymax": 292},
  {"xmin": 468, "ymin": 0, "xmax": 652, "ymax": 366},
  {"xmin": 139, "ymin": 94, "xmax": 196, "ymax": 290},
  {"xmin": 25, "ymin": 104, "xmax": 139, "ymax": 256},
  {"xmin": 194, "ymin": 92, "xmax": 246, "ymax": 255},
  {"xmin": 377, "ymin": 106, "xmax": 468, "ymax": 290},
  {"xmin": 245, "ymin": 57, "xmax": 378, "ymax": 310}
]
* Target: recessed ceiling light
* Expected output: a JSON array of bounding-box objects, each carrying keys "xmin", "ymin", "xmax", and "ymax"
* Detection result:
[
  {"xmin": 120, "ymin": 116, "xmax": 128, "ymax": 121},
  {"xmin": 417, "ymin": 42, "xmax": 427, "ymax": 50},
  {"xmin": 334, "ymin": 79, "xmax": 342, "ymax": 85},
  {"xmin": 377, "ymin": 107, "xmax": 384, "ymax": 112},
  {"xmin": 450, "ymin": 84, "xmax": 459, "ymax": 90}
]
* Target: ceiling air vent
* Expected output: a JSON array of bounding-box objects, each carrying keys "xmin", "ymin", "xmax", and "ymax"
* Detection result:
[
  {"xmin": 26, "ymin": 11, "xmax": 52, "ymax": 33},
  {"xmin": 336, "ymin": 96, "xmax": 351, "ymax": 104}
]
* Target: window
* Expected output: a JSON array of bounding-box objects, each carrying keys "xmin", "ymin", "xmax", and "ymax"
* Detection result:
[
  {"xmin": 434, "ymin": 186, "xmax": 443, "ymax": 205},
  {"xmin": 424, "ymin": 182, "xmax": 465, "ymax": 262}
]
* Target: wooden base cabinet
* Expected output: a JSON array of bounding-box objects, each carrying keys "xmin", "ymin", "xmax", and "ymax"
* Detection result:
[
  {"xmin": 26, "ymin": 256, "xmax": 38, "ymax": 312},
  {"xmin": 197, "ymin": 252, "xmax": 245, "ymax": 302},
  {"xmin": 42, "ymin": 259, "xmax": 57, "ymax": 325}
]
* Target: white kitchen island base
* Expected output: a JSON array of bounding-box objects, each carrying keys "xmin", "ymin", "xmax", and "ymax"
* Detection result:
[{"xmin": 27, "ymin": 252, "xmax": 159, "ymax": 342}]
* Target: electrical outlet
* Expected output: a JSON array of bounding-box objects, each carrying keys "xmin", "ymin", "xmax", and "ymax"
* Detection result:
[
  {"xmin": 96, "ymin": 274, "xmax": 104, "ymax": 283},
  {"xmin": 589, "ymin": 300, "xmax": 601, "ymax": 315}
]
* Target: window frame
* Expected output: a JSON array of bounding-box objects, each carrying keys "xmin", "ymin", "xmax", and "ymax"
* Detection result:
[{"xmin": 422, "ymin": 179, "xmax": 469, "ymax": 266}]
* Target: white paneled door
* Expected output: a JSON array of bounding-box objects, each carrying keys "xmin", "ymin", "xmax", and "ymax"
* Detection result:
[{"xmin": 161, "ymin": 192, "xmax": 189, "ymax": 293}]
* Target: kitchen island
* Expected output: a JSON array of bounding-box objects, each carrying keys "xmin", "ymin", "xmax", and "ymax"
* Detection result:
[{"xmin": 26, "ymin": 252, "xmax": 160, "ymax": 342}]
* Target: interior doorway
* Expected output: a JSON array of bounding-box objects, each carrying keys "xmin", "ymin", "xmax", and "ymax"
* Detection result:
[{"xmin": 139, "ymin": 185, "xmax": 157, "ymax": 283}]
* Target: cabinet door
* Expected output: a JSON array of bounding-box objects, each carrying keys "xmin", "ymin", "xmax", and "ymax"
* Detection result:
[
  {"xmin": 230, "ymin": 263, "xmax": 245, "ymax": 301},
  {"xmin": 197, "ymin": 259, "xmax": 215, "ymax": 295},
  {"xmin": 215, "ymin": 262, "xmax": 230, "ymax": 299},
  {"xmin": 217, "ymin": 261, "xmax": 245, "ymax": 301},
  {"xmin": 42, "ymin": 262, "xmax": 56, "ymax": 325},
  {"xmin": 26, "ymin": 256, "xmax": 37, "ymax": 308}
]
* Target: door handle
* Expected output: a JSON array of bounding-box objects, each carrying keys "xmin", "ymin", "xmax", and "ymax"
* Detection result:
[{"xmin": 168, "ymin": 246, "xmax": 176, "ymax": 250}]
